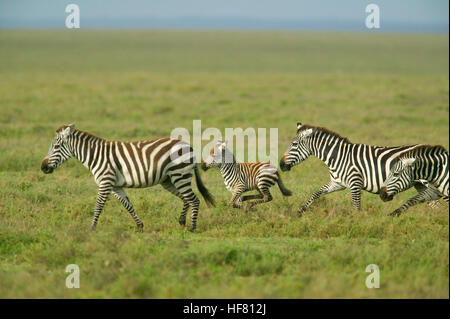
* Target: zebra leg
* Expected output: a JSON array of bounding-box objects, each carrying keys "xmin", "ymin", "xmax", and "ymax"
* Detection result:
[
  {"xmin": 413, "ymin": 182, "xmax": 442, "ymax": 209},
  {"xmin": 246, "ymin": 187, "xmax": 272, "ymax": 211},
  {"xmin": 350, "ymin": 187, "xmax": 362, "ymax": 210},
  {"xmin": 230, "ymin": 187, "xmax": 246, "ymax": 209},
  {"xmin": 161, "ymin": 179, "xmax": 190, "ymax": 227},
  {"xmin": 298, "ymin": 181, "xmax": 345, "ymax": 216},
  {"xmin": 90, "ymin": 182, "xmax": 113, "ymax": 231},
  {"xmin": 242, "ymin": 193, "xmax": 264, "ymax": 202},
  {"xmin": 112, "ymin": 188, "xmax": 144, "ymax": 232},
  {"xmin": 169, "ymin": 173, "xmax": 200, "ymax": 232},
  {"xmin": 235, "ymin": 196, "xmax": 243, "ymax": 209},
  {"xmin": 428, "ymin": 200, "xmax": 442, "ymax": 209},
  {"xmin": 389, "ymin": 189, "xmax": 438, "ymax": 216},
  {"xmin": 187, "ymin": 194, "xmax": 200, "ymax": 232}
]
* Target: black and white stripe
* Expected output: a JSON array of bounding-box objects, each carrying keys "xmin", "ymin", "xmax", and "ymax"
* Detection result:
[
  {"xmin": 41, "ymin": 124, "xmax": 215, "ymax": 231},
  {"xmin": 280, "ymin": 122, "xmax": 441, "ymax": 215},
  {"xmin": 202, "ymin": 141, "xmax": 292, "ymax": 210},
  {"xmin": 380, "ymin": 145, "xmax": 449, "ymax": 215}
]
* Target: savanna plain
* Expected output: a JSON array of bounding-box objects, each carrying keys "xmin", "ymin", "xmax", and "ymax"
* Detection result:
[{"xmin": 0, "ymin": 30, "xmax": 448, "ymax": 298}]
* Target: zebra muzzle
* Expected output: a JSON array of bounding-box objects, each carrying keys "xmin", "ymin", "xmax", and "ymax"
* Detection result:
[
  {"xmin": 201, "ymin": 162, "xmax": 209, "ymax": 171},
  {"xmin": 41, "ymin": 159, "xmax": 54, "ymax": 174},
  {"xmin": 279, "ymin": 160, "xmax": 291, "ymax": 172},
  {"xmin": 380, "ymin": 187, "xmax": 394, "ymax": 202}
]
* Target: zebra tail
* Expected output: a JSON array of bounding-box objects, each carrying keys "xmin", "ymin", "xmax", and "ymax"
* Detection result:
[
  {"xmin": 276, "ymin": 172, "xmax": 292, "ymax": 196},
  {"xmin": 194, "ymin": 164, "xmax": 216, "ymax": 207}
]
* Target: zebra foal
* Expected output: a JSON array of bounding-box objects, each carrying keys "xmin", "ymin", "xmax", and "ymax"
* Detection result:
[
  {"xmin": 380, "ymin": 145, "xmax": 449, "ymax": 215},
  {"xmin": 201, "ymin": 141, "xmax": 292, "ymax": 211},
  {"xmin": 280, "ymin": 122, "xmax": 441, "ymax": 215},
  {"xmin": 41, "ymin": 124, "xmax": 215, "ymax": 231}
]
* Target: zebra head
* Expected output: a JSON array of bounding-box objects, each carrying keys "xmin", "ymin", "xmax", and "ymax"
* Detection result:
[
  {"xmin": 380, "ymin": 157, "xmax": 417, "ymax": 202},
  {"xmin": 41, "ymin": 124, "xmax": 75, "ymax": 174},
  {"xmin": 201, "ymin": 140, "xmax": 234, "ymax": 171},
  {"xmin": 280, "ymin": 122, "xmax": 314, "ymax": 171}
]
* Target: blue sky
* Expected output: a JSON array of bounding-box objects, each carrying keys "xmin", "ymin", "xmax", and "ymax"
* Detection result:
[{"xmin": 0, "ymin": 0, "xmax": 448, "ymax": 32}]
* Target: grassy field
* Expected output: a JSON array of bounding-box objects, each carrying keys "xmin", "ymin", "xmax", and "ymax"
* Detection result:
[{"xmin": 0, "ymin": 30, "xmax": 448, "ymax": 298}]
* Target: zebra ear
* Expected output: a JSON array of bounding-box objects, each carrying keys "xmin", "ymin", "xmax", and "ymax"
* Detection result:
[
  {"xmin": 61, "ymin": 124, "xmax": 75, "ymax": 138},
  {"xmin": 401, "ymin": 157, "xmax": 416, "ymax": 168},
  {"xmin": 220, "ymin": 140, "xmax": 228, "ymax": 150},
  {"xmin": 216, "ymin": 140, "xmax": 226, "ymax": 151},
  {"xmin": 302, "ymin": 128, "xmax": 313, "ymax": 137},
  {"xmin": 297, "ymin": 122, "xmax": 302, "ymax": 130}
]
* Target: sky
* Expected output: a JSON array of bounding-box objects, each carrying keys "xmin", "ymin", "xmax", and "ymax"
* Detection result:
[{"xmin": 0, "ymin": 0, "xmax": 448, "ymax": 32}]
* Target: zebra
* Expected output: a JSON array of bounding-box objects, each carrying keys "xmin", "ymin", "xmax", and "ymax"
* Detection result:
[
  {"xmin": 279, "ymin": 122, "xmax": 442, "ymax": 215},
  {"xmin": 41, "ymin": 124, "xmax": 215, "ymax": 232},
  {"xmin": 380, "ymin": 145, "xmax": 449, "ymax": 216},
  {"xmin": 201, "ymin": 141, "xmax": 292, "ymax": 211}
]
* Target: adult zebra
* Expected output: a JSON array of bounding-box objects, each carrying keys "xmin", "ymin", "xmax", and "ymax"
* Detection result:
[
  {"xmin": 380, "ymin": 145, "xmax": 449, "ymax": 215},
  {"xmin": 279, "ymin": 122, "xmax": 442, "ymax": 215},
  {"xmin": 201, "ymin": 141, "xmax": 292, "ymax": 210},
  {"xmin": 41, "ymin": 124, "xmax": 215, "ymax": 231}
]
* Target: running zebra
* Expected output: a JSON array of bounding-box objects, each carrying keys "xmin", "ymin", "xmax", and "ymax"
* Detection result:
[
  {"xmin": 279, "ymin": 122, "xmax": 441, "ymax": 215},
  {"xmin": 380, "ymin": 145, "xmax": 449, "ymax": 216},
  {"xmin": 41, "ymin": 124, "xmax": 215, "ymax": 232},
  {"xmin": 201, "ymin": 141, "xmax": 292, "ymax": 210}
]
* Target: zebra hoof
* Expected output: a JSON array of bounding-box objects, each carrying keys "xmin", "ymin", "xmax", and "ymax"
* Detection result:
[
  {"xmin": 90, "ymin": 224, "xmax": 97, "ymax": 231},
  {"xmin": 136, "ymin": 223, "xmax": 144, "ymax": 232},
  {"xmin": 188, "ymin": 225, "xmax": 196, "ymax": 232},
  {"xmin": 179, "ymin": 217, "xmax": 186, "ymax": 226},
  {"xmin": 245, "ymin": 204, "xmax": 255, "ymax": 212},
  {"xmin": 389, "ymin": 209, "xmax": 402, "ymax": 217},
  {"xmin": 298, "ymin": 206, "xmax": 307, "ymax": 217}
]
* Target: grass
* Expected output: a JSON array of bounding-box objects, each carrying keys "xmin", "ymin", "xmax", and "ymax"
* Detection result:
[{"xmin": 0, "ymin": 30, "xmax": 448, "ymax": 298}]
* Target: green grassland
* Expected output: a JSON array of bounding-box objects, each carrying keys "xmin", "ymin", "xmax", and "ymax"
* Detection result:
[{"xmin": 0, "ymin": 30, "xmax": 448, "ymax": 298}]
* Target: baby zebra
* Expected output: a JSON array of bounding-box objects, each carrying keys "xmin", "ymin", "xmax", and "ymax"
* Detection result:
[
  {"xmin": 41, "ymin": 124, "xmax": 215, "ymax": 232},
  {"xmin": 201, "ymin": 141, "xmax": 292, "ymax": 210},
  {"xmin": 380, "ymin": 145, "xmax": 449, "ymax": 216}
]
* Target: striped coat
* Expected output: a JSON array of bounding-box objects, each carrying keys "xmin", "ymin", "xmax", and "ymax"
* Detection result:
[
  {"xmin": 380, "ymin": 144, "xmax": 448, "ymax": 215},
  {"xmin": 280, "ymin": 122, "xmax": 442, "ymax": 215},
  {"xmin": 202, "ymin": 141, "xmax": 291, "ymax": 210},
  {"xmin": 41, "ymin": 124, "xmax": 215, "ymax": 231}
]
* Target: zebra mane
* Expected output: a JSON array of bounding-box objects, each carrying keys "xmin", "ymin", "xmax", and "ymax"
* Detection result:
[
  {"xmin": 399, "ymin": 144, "xmax": 448, "ymax": 159},
  {"xmin": 56, "ymin": 126, "xmax": 106, "ymax": 142},
  {"xmin": 76, "ymin": 130, "xmax": 107, "ymax": 141},
  {"xmin": 297, "ymin": 124, "xmax": 351, "ymax": 143}
]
